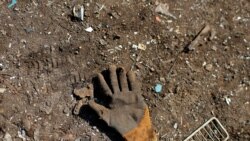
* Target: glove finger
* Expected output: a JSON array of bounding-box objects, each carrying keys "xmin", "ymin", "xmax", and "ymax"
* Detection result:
[
  {"xmin": 109, "ymin": 65, "xmax": 120, "ymax": 94},
  {"xmin": 98, "ymin": 73, "xmax": 112, "ymax": 97},
  {"xmin": 127, "ymin": 71, "xmax": 140, "ymax": 91},
  {"xmin": 119, "ymin": 67, "xmax": 129, "ymax": 92},
  {"xmin": 89, "ymin": 100, "xmax": 110, "ymax": 124}
]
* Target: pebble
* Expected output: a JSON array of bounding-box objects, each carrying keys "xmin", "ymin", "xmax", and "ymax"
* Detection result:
[
  {"xmin": 205, "ymin": 64, "xmax": 213, "ymax": 71},
  {"xmin": 160, "ymin": 77, "xmax": 166, "ymax": 83},
  {"xmin": 0, "ymin": 88, "xmax": 6, "ymax": 93},
  {"xmin": 211, "ymin": 46, "xmax": 217, "ymax": 51}
]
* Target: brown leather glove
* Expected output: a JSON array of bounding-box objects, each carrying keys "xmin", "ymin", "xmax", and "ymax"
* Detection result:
[{"xmin": 89, "ymin": 65, "xmax": 157, "ymax": 141}]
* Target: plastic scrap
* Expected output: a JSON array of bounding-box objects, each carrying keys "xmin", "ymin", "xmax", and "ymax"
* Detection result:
[
  {"xmin": 85, "ymin": 27, "xmax": 93, "ymax": 32},
  {"xmin": 154, "ymin": 84, "xmax": 162, "ymax": 93},
  {"xmin": 73, "ymin": 5, "xmax": 84, "ymax": 21},
  {"xmin": 8, "ymin": 0, "xmax": 17, "ymax": 8}
]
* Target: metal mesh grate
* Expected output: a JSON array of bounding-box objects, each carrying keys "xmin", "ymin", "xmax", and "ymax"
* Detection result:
[{"xmin": 184, "ymin": 117, "xmax": 229, "ymax": 141}]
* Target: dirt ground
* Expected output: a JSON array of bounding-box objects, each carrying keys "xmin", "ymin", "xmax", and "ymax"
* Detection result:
[{"xmin": 0, "ymin": 0, "xmax": 250, "ymax": 140}]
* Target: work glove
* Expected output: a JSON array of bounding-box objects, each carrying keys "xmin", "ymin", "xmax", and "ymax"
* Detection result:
[{"xmin": 89, "ymin": 65, "xmax": 157, "ymax": 141}]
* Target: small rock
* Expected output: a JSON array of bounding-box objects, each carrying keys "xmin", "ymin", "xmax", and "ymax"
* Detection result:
[
  {"xmin": 1, "ymin": 29, "xmax": 7, "ymax": 35},
  {"xmin": 24, "ymin": 27, "xmax": 34, "ymax": 33},
  {"xmin": 99, "ymin": 39, "xmax": 107, "ymax": 45},
  {"xmin": 63, "ymin": 106, "xmax": 70, "ymax": 115},
  {"xmin": 211, "ymin": 46, "xmax": 217, "ymax": 51},
  {"xmin": 33, "ymin": 127, "xmax": 40, "ymax": 141},
  {"xmin": 4, "ymin": 132, "xmax": 12, "ymax": 141},
  {"xmin": 160, "ymin": 77, "xmax": 166, "ymax": 83},
  {"xmin": 205, "ymin": 64, "xmax": 213, "ymax": 71},
  {"xmin": 0, "ymin": 88, "xmax": 6, "ymax": 93}
]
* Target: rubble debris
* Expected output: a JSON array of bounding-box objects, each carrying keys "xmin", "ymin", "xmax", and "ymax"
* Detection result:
[
  {"xmin": 85, "ymin": 27, "xmax": 93, "ymax": 32},
  {"xmin": 185, "ymin": 24, "xmax": 214, "ymax": 51},
  {"xmin": 0, "ymin": 88, "xmax": 6, "ymax": 93},
  {"xmin": 138, "ymin": 43, "xmax": 147, "ymax": 50},
  {"xmin": 155, "ymin": 3, "xmax": 176, "ymax": 19},
  {"xmin": 205, "ymin": 64, "xmax": 213, "ymax": 71},
  {"xmin": 73, "ymin": 5, "xmax": 84, "ymax": 21},
  {"xmin": 154, "ymin": 84, "xmax": 162, "ymax": 93},
  {"xmin": 4, "ymin": 132, "xmax": 12, "ymax": 141},
  {"xmin": 8, "ymin": 0, "xmax": 17, "ymax": 8}
]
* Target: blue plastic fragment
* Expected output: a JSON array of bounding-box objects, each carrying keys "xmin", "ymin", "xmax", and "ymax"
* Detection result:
[
  {"xmin": 8, "ymin": 0, "xmax": 17, "ymax": 8},
  {"xmin": 154, "ymin": 84, "xmax": 162, "ymax": 93}
]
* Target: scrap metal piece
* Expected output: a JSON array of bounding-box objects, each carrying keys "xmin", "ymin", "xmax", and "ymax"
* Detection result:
[{"xmin": 184, "ymin": 117, "xmax": 229, "ymax": 141}]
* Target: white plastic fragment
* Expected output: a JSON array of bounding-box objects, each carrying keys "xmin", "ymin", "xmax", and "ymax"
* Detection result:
[
  {"xmin": 225, "ymin": 97, "xmax": 231, "ymax": 105},
  {"xmin": 73, "ymin": 5, "xmax": 84, "ymax": 21},
  {"xmin": 85, "ymin": 27, "xmax": 93, "ymax": 32}
]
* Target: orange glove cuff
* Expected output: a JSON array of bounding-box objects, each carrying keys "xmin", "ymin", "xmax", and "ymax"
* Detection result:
[{"xmin": 123, "ymin": 108, "xmax": 157, "ymax": 141}]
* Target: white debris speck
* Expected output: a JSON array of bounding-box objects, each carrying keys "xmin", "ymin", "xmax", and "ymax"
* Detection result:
[
  {"xmin": 85, "ymin": 27, "xmax": 93, "ymax": 32},
  {"xmin": 132, "ymin": 44, "xmax": 138, "ymax": 50},
  {"xmin": 134, "ymin": 32, "xmax": 138, "ymax": 35},
  {"xmin": 173, "ymin": 123, "xmax": 178, "ymax": 129},
  {"xmin": 202, "ymin": 62, "xmax": 207, "ymax": 67},
  {"xmin": 225, "ymin": 97, "xmax": 231, "ymax": 105},
  {"xmin": 8, "ymin": 43, "xmax": 12, "ymax": 48},
  {"xmin": 18, "ymin": 129, "xmax": 26, "ymax": 141}
]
